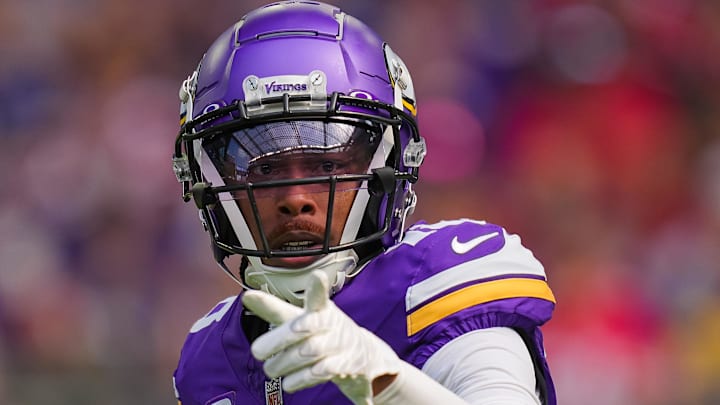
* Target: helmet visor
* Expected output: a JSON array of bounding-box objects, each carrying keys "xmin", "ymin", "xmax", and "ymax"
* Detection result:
[{"xmin": 203, "ymin": 120, "xmax": 385, "ymax": 189}]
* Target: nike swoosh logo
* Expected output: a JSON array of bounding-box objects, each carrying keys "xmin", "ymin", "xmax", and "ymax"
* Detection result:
[{"xmin": 451, "ymin": 231, "xmax": 499, "ymax": 254}]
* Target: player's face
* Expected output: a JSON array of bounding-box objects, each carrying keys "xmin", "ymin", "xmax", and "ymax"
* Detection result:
[{"xmin": 237, "ymin": 149, "xmax": 368, "ymax": 268}]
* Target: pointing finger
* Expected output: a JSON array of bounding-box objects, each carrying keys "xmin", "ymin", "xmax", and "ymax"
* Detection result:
[
  {"xmin": 242, "ymin": 290, "xmax": 303, "ymax": 326},
  {"xmin": 304, "ymin": 270, "xmax": 330, "ymax": 312}
]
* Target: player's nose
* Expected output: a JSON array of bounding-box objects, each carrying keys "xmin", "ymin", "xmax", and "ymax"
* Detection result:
[{"xmin": 275, "ymin": 189, "xmax": 319, "ymax": 216}]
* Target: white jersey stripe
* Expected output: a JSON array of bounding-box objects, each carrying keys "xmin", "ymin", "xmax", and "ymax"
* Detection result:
[{"xmin": 405, "ymin": 230, "xmax": 546, "ymax": 311}]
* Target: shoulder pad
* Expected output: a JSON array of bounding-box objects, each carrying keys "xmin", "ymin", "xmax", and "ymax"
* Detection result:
[{"xmin": 399, "ymin": 219, "xmax": 554, "ymax": 336}]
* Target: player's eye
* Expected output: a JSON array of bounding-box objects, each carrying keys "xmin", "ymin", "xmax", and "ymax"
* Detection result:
[
  {"xmin": 321, "ymin": 161, "xmax": 337, "ymax": 173},
  {"xmin": 248, "ymin": 163, "xmax": 275, "ymax": 177},
  {"xmin": 259, "ymin": 163, "xmax": 272, "ymax": 175}
]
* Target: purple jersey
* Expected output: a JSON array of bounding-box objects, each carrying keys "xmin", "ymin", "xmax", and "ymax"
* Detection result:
[{"xmin": 174, "ymin": 219, "xmax": 557, "ymax": 404}]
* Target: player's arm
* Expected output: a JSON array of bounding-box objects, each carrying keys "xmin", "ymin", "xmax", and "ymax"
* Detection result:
[
  {"xmin": 243, "ymin": 271, "xmax": 541, "ymax": 405},
  {"xmin": 374, "ymin": 327, "xmax": 541, "ymax": 404}
]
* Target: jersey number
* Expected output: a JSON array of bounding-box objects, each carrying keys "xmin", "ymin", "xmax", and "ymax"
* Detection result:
[{"xmin": 189, "ymin": 296, "xmax": 235, "ymax": 333}]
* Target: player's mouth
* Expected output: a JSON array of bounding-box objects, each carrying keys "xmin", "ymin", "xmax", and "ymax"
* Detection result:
[
  {"xmin": 265, "ymin": 231, "xmax": 326, "ymax": 268},
  {"xmin": 278, "ymin": 240, "xmax": 318, "ymax": 251}
]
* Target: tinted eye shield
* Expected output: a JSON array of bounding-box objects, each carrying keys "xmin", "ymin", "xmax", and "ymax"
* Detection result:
[
  {"xmin": 174, "ymin": 92, "xmax": 420, "ymax": 200},
  {"xmin": 208, "ymin": 119, "xmax": 384, "ymax": 184}
]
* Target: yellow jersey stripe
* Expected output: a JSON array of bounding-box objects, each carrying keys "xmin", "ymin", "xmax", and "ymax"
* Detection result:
[{"xmin": 407, "ymin": 277, "xmax": 555, "ymax": 336}]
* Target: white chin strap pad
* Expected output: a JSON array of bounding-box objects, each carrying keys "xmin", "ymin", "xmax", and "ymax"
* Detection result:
[{"xmin": 244, "ymin": 250, "xmax": 358, "ymax": 306}]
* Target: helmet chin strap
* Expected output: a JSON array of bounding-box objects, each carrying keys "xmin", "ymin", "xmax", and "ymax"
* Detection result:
[{"xmin": 243, "ymin": 250, "xmax": 358, "ymax": 306}]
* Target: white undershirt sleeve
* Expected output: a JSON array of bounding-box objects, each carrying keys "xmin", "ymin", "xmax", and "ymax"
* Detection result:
[
  {"xmin": 372, "ymin": 327, "xmax": 542, "ymax": 404},
  {"xmin": 421, "ymin": 327, "xmax": 542, "ymax": 404}
]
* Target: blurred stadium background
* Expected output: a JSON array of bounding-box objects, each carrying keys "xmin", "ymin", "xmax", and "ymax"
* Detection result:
[{"xmin": 1, "ymin": 0, "xmax": 719, "ymax": 403}]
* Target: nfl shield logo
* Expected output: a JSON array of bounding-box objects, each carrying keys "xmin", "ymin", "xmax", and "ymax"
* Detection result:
[{"xmin": 265, "ymin": 377, "xmax": 283, "ymax": 405}]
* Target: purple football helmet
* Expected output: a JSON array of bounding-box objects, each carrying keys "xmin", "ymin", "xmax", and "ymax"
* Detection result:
[{"xmin": 173, "ymin": 1, "xmax": 425, "ymax": 304}]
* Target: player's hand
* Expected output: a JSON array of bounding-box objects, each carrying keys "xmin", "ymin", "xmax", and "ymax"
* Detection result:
[{"xmin": 242, "ymin": 270, "xmax": 401, "ymax": 405}]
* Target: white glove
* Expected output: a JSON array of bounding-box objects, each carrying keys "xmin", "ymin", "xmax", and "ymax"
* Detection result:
[{"xmin": 242, "ymin": 270, "xmax": 401, "ymax": 405}]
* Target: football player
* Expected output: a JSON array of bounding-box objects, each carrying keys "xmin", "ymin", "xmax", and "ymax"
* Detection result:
[{"xmin": 171, "ymin": 2, "xmax": 557, "ymax": 404}]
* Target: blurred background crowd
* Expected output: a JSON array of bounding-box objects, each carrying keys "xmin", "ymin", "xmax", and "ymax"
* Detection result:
[{"xmin": 1, "ymin": 0, "xmax": 719, "ymax": 403}]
